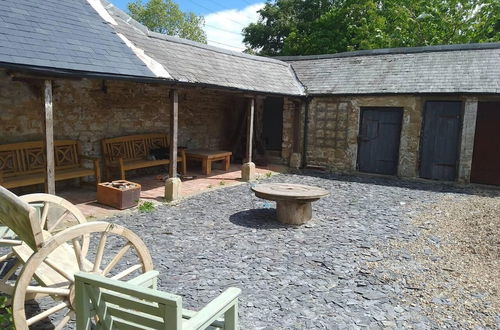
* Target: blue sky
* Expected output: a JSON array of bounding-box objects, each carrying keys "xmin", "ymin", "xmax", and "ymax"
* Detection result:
[
  {"xmin": 110, "ymin": 0, "xmax": 261, "ymax": 15},
  {"xmin": 108, "ymin": 0, "xmax": 265, "ymax": 51}
]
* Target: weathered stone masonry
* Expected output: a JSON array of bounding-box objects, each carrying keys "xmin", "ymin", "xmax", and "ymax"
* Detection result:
[
  {"xmin": 303, "ymin": 94, "xmax": 499, "ymax": 181},
  {"xmin": 0, "ymin": 69, "xmax": 245, "ymax": 159}
]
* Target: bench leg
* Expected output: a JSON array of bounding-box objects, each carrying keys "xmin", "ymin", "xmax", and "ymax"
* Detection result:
[
  {"xmin": 181, "ymin": 153, "xmax": 187, "ymax": 175},
  {"xmin": 224, "ymin": 156, "xmax": 231, "ymax": 171},
  {"xmin": 202, "ymin": 159, "xmax": 209, "ymax": 175}
]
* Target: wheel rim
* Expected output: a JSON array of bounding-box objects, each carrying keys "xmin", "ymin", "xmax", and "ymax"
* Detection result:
[
  {"xmin": 0, "ymin": 194, "xmax": 90, "ymax": 299},
  {"xmin": 12, "ymin": 221, "xmax": 153, "ymax": 330}
]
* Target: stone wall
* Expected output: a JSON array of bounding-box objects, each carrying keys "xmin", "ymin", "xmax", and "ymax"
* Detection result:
[
  {"xmin": 305, "ymin": 95, "xmax": 424, "ymax": 178},
  {"xmin": 0, "ymin": 69, "xmax": 246, "ymax": 160},
  {"xmin": 281, "ymin": 97, "xmax": 304, "ymax": 164},
  {"xmin": 304, "ymin": 94, "xmax": 500, "ymax": 181}
]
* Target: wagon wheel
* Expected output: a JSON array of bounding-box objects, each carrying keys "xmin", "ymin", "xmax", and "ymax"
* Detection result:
[
  {"xmin": 12, "ymin": 221, "xmax": 153, "ymax": 330},
  {"xmin": 0, "ymin": 194, "xmax": 90, "ymax": 294}
]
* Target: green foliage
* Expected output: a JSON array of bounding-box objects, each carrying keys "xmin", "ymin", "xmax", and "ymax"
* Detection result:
[
  {"xmin": 0, "ymin": 296, "xmax": 13, "ymax": 329},
  {"xmin": 243, "ymin": 0, "xmax": 500, "ymax": 56},
  {"xmin": 219, "ymin": 181, "xmax": 226, "ymax": 186},
  {"xmin": 128, "ymin": 0, "xmax": 207, "ymax": 43},
  {"xmin": 138, "ymin": 201, "xmax": 156, "ymax": 213}
]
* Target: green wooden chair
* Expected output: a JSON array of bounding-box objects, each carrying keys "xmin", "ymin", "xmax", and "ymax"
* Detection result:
[{"xmin": 75, "ymin": 271, "xmax": 241, "ymax": 330}]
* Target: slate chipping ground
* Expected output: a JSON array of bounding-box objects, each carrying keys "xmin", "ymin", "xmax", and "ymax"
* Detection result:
[
  {"xmin": 24, "ymin": 171, "xmax": 499, "ymax": 329},
  {"xmin": 101, "ymin": 171, "xmax": 497, "ymax": 329}
]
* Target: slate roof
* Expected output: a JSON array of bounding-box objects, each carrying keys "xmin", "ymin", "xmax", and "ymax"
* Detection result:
[
  {"xmin": 0, "ymin": 0, "xmax": 155, "ymax": 78},
  {"xmin": 281, "ymin": 43, "xmax": 500, "ymax": 95},
  {"xmin": 102, "ymin": 1, "xmax": 304, "ymax": 95}
]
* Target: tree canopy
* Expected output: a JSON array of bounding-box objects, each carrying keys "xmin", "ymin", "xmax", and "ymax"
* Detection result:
[
  {"xmin": 128, "ymin": 0, "xmax": 207, "ymax": 43},
  {"xmin": 243, "ymin": 0, "xmax": 500, "ymax": 56}
]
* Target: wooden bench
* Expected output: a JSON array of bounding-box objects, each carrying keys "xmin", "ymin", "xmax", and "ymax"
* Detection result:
[
  {"xmin": 101, "ymin": 133, "xmax": 186, "ymax": 180},
  {"xmin": 0, "ymin": 140, "xmax": 100, "ymax": 190}
]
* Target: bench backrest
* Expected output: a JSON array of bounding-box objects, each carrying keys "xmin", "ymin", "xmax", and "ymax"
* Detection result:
[
  {"xmin": 75, "ymin": 272, "xmax": 182, "ymax": 330},
  {"xmin": 0, "ymin": 186, "xmax": 43, "ymax": 250},
  {"xmin": 0, "ymin": 140, "xmax": 82, "ymax": 179},
  {"xmin": 101, "ymin": 134, "xmax": 169, "ymax": 162}
]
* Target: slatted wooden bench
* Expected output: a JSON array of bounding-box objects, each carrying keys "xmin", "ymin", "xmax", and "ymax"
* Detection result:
[
  {"xmin": 101, "ymin": 133, "xmax": 186, "ymax": 180},
  {"xmin": 0, "ymin": 140, "xmax": 100, "ymax": 191}
]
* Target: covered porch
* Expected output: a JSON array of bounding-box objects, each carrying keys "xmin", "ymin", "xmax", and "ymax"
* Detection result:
[{"xmin": 0, "ymin": 69, "xmax": 300, "ymax": 208}]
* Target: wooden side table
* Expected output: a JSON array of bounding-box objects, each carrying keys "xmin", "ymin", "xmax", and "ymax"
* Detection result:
[{"xmin": 185, "ymin": 149, "xmax": 232, "ymax": 175}]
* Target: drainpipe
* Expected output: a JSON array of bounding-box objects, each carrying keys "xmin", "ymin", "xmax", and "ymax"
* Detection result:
[{"xmin": 301, "ymin": 97, "xmax": 311, "ymax": 169}]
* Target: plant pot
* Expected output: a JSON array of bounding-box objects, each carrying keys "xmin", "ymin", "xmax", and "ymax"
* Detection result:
[{"xmin": 97, "ymin": 180, "xmax": 141, "ymax": 210}]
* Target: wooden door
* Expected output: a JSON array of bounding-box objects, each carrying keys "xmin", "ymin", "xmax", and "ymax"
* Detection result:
[
  {"xmin": 470, "ymin": 102, "xmax": 500, "ymax": 185},
  {"xmin": 420, "ymin": 101, "xmax": 462, "ymax": 181},
  {"xmin": 263, "ymin": 97, "xmax": 284, "ymax": 151},
  {"xmin": 357, "ymin": 107, "xmax": 403, "ymax": 175}
]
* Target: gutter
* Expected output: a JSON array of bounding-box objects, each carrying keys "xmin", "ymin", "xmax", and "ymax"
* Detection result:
[{"xmin": 0, "ymin": 62, "xmax": 305, "ymax": 97}]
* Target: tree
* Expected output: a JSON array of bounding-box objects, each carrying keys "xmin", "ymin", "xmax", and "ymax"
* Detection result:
[
  {"xmin": 243, "ymin": 0, "xmax": 500, "ymax": 56},
  {"xmin": 128, "ymin": 0, "xmax": 207, "ymax": 43}
]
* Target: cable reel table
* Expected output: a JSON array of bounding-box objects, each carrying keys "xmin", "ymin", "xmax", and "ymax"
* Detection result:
[{"xmin": 251, "ymin": 183, "xmax": 329, "ymax": 225}]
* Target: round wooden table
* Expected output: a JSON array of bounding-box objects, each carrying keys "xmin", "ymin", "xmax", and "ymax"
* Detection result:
[{"xmin": 251, "ymin": 183, "xmax": 329, "ymax": 225}]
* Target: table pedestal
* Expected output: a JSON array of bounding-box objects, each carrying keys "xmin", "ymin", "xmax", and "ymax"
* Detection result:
[{"xmin": 276, "ymin": 200, "xmax": 312, "ymax": 225}]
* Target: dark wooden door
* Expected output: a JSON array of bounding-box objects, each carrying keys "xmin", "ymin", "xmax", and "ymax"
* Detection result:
[
  {"xmin": 357, "ymin": 107, "xmax": 403, "ymax": 175},
  {"xmin": 420, "ymin": 101, "xmax": 462, "ymax": 181},
  {"xmin": 470, "ymin": 102, "xmax": 500, "ymax": 185},
  {"xmin": 263, "ymin": 97, "xmax": 284, "ymax": 151}
]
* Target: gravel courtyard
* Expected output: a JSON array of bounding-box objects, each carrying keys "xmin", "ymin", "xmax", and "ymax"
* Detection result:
[{"xmin": 111, "ymin": 171, "xmax": 499, "ymax": 329}]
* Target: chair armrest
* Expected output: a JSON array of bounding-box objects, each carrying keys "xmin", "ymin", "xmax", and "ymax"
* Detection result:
[
  {"xmin": 126, "ymin": 270, "xmax": 159, "ymax": 289},
  {"xmin": 183, "ymin": 287, "xmax": 241, "ymax": 329}
]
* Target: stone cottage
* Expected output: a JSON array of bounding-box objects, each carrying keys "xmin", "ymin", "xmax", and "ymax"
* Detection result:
[{"xmin": 0, "ymin": 0, "xmax": 499, "ymax": 189}]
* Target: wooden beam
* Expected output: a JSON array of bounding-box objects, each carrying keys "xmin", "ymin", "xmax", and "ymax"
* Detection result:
[
  {"xmin": 246, "ymin": 98, "xmax": 255, "ymax": 163},
  {"xmin": 293, "ymin": 101, "xmax": 301, "ymax": 153},
  {"xmin": 169, "ymin": 89, "xmax": 179, "ymax": 178},
  {"xmin": 44, "ymin": 80, "xmax": 55, "ymax": 194}
]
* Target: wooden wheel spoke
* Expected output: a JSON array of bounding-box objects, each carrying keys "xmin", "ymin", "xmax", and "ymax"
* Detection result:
[
  {"xmin": 44, "ymin": 258, "xmax": 74, "ymax": 282},
  {"xmin": 111, "ymin": 264, "xmax": 142, "ymax": 280},
  {"xmin": 26, "ymin": 301, "xmax": 69, "ymax": 326},
  {"xmin": 0, "ymin": 251, "xmax": 15, "ymax": 263},
  {"xmin": 26, "ymin": 286, "xmax": 70, "ymax": 296},
  {"xmin": 102, "ymin": 243, "xmax": 132, "ymax": 276},
  {"xmin": 40, "ymin": 202, "xmax": 50, "ymax": 229},
  {"xmin": 72, "ymin": 238, "xmax": 84, "ymax": 271},
  {"xmin": 47, "ymin": 210, "xmax": 70, "ymax": 232},
  {"xmin": 1, "ymin": 260, "xmax": 21, "ymax": 283},
  {"xmin": 54, "ymin": 310, "xmax": 74, "ymax": 330},
  {"xmin": 0, "ymin": 226, "xmax": 11, "ymax": 239},
  {"xmin": 93, "ymin": 232, "xmax": 108, "ymax": 272}
]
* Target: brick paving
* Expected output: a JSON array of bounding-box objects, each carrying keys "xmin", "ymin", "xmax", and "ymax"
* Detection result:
[{"xmin": 57, "ymin": 164, "xmax": 282, "ymax": 219}]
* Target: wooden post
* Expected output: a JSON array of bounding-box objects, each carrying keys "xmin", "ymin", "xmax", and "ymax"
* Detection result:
[
  {"xmin": 246, "ymin": 98, "xmax": 255, "ymax": 163},
  {"xmin": 44, "ymin": 80, "xmax": 55, "ymax": 194},
  {"xmin": 242, "ymin": 97, "xmax": 256, "ymax": 181},
  {"xmin": 165, "ymin": 89, "xmax": 181, "ymax": 201},
  {"xmin": 169, "ymin": 89, "xmax": 178, "ymax": 178}
]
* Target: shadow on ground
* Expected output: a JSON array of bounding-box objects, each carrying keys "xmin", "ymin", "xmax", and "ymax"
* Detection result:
[{"xmin": 229, "ymin": 208, "xmax": 291, "ymax": 229}]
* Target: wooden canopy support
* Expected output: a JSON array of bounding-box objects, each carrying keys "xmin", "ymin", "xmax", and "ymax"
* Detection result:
[
  {"xmin": 169, "ymin": 89, "xmax": 179, "ymax": 178},
  {"xmin": 43, "ymin": 80, "xmax": 55, "ymax": 194},
  {"xmin": 246, "ymin": 98, "xmax": 255, "ymax": 163}
]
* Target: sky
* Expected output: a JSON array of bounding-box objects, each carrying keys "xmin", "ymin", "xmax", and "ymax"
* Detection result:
[{"xmin": 109, "ymin": 0, "xmax": 265, "ymax": 52}]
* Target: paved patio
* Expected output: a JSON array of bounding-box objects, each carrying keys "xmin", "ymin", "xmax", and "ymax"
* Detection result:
[{"xmin": 56, "ymin": 164, "xmax": 282, "ymax": 219}]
